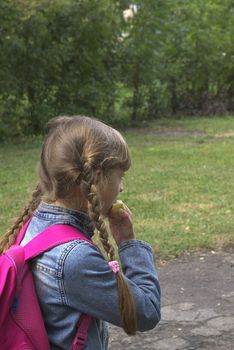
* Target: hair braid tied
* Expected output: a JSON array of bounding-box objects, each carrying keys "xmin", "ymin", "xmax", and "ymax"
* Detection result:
[
  {"xmin": 0, "ymin": 184, "xmax": 43, "ymax": 254},
  {"xmin": 82, "ymin": 174, "xmax": 137, "ymax": 335}
]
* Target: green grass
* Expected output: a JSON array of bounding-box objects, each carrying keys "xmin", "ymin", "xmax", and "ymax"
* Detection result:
[{"xmin": 1, "ymin": 117, "xmax": 234, "ymax": 260}]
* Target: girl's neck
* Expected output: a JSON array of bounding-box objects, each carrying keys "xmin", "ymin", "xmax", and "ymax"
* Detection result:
[
  {"xmin": 52, "ymin": 198, "xmax": 88, "ymax": 214},
  {"xmin": 50, "ymin": 186, "xmax": 89, "ymax": 214}
]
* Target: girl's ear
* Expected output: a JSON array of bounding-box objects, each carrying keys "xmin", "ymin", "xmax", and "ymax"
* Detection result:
[
  {"xmin": 95, "ymin": 168, "xmax": 109, "ymax": 189},
  {"xmin": 95, "ymin": 169, "xmax": 102, "ymax": 184},
  {"xmin": 96, "ymin": 169, "xmax": 101, "ymax": 177},
  {"xmin": 93, "ymin": 169, "xmax": 102, "ymax": 190}
]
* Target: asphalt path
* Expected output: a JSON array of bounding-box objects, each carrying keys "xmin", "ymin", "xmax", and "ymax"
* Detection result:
[{"xmin": 109, "ymin": 248, "xmax": 234, "ymax": 349}]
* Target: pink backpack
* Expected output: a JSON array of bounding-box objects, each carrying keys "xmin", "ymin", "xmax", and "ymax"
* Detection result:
[{"xmin": 0, "ymin": 220, "xmax": 94, "ymax": 350}]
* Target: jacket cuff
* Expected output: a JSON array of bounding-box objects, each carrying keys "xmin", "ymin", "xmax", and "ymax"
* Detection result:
[{"xmin": 118, "ymin": 239, "xmax": 153, "ymax": 254}]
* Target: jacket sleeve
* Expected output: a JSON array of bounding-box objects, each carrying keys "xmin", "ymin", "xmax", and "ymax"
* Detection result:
[{"xmin": 63, "ymin": 239, "xmax": 161, "ymax": 332}]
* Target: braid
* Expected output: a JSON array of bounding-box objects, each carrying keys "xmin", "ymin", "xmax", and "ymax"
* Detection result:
[
  {"xmin": 88, "ymin": 184, "xmax": 115, "ymax": 260},
  {"xmin": 0, "ymin": 185, "xmax": 42, "ymax": 254},
  {"xmin": 81, "ymin": 170, "xmax": 137, "ymax": 335}
]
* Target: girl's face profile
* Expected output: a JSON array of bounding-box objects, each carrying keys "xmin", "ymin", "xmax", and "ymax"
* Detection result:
[{"xmin": 97, "ymin": 168, "xmax": 124, "ymax": 216}]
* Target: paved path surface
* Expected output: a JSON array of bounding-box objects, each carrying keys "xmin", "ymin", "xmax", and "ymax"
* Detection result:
[{"xmin": 109, "ymin": 248, "xmax": 234, "ymax": 349}]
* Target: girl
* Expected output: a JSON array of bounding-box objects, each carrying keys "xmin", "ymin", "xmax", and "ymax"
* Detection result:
[{"xmin": 0, "ymin": 116, "xmax": 161, "ymax": 349}]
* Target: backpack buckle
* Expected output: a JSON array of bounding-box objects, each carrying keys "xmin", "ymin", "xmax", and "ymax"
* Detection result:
[{"xmin": 73, "ymin": 332, "xmax": 87, "ymax": 348}]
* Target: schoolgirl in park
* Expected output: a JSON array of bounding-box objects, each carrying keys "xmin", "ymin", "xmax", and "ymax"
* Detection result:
[{"xmin": 0, "ymin": 116, "xmax": 161, "ymax": 349}]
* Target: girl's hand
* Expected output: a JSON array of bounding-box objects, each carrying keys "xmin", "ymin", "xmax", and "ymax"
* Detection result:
[{"xmin": 108, "ymin": 203, "xmax": 135, "ymax": 246}]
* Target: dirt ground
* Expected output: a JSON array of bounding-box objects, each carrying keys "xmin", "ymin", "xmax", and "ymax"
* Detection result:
[{"xmin": 109, "ymin": 247, "xmax": 234, "ymax": 350}]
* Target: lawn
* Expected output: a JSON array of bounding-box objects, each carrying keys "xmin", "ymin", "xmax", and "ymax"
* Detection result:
[{"xmin": 0, "ymin": 116, "xmax": 234, "ymax": 260}]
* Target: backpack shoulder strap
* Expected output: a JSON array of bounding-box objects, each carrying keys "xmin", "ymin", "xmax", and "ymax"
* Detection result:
[
  {"xmin": 21, "ymin": 223, "xmax": 96, "ymax": 350},
  {"xmin": 70, "ymin": 314, "xmax": 94, "ymax": 350},
  {"xmin": 22, "ymin": 224, "xmax": 96, "ymax": 261},
  {"xmin": 15, "ymin": 218, "xmax": 32, "ymax": 245}
]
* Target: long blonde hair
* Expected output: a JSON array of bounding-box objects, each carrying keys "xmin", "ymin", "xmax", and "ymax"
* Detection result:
[{"xmin": 0, "ymin": 116, "xmax": 137, "ymax": 335}]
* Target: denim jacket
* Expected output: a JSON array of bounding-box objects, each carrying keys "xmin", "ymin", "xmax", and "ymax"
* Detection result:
[{"xmin": 20, "ymin": 202, "xmax": 161, "ymax": 350}]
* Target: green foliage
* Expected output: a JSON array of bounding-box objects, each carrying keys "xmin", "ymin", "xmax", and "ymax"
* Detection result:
[
  {"xmin": 120, "ymin": 0, "xmax": 234, "ymax": 119},
  {"xmin": 0, "ymin": 0, "xmax": 124, "ymax": 139},
  {"xmin": 0, "ymin": 0, "xmax": 233, "ymax": 139}
]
